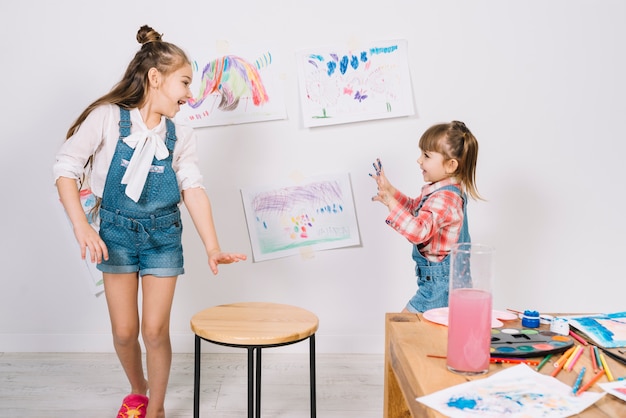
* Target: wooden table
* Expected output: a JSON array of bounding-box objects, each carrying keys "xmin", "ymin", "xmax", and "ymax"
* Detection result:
[{"xmin": 384, "ymin": 312, "xmax": 626, "ymax": 417}]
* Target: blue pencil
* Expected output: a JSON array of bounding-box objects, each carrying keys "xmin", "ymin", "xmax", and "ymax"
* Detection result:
[{"xmin": 572, "ymin": 366, "xmax": 586, "ymax": 394}]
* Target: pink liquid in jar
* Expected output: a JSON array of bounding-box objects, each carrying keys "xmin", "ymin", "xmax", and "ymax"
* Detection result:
[{"xmin": 446, "ymin": 288, "xmax": 492, "ymax": 375}]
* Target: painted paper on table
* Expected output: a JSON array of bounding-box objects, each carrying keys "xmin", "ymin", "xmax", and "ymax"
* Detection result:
[
  {"xmin": 241, "ymin": 173, "xmax": 360, "ymax": 262},
  {"xmin": 416, "ymin": 364, "xmax": 604, "ymax": 418},
  {"xmin": 599, "ymin": 379, "xmax": 626, "ymax": 403},
  {"xmin": 296, "ymin": 39, "xmax": 415, "ymax": 127},
  {"xmin": 565, "ymin": 312, "xmax": 626, "ymax": 348},
  {"xmin": 176, "ymin": 42, "xmax": 286, "ymax": 127}
]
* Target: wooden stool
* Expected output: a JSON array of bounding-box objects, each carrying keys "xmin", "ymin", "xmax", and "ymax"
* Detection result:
[{"xmin": 190, "ymin": 302, "xmax": 319, "ymax": 418}]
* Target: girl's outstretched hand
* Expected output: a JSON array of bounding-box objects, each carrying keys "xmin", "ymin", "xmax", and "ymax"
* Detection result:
[
  {"xmin": 207, "ymin": 251, "xmax": 247, "ymax": 275},
  {"xmin": 369, "ymin": 158, "xmax": 396, "ymax": 207}
]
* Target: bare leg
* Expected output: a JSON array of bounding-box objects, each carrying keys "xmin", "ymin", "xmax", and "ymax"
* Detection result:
[
  {"xmin": 141, "ymin": 274, "xmax": 178, "ymax": 418},
  {"xmin": 103, "ymin": 272, "xmax": 149, "ymax": 396}
]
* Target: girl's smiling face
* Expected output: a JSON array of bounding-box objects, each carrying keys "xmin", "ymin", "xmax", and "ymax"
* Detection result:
[
  {"xmin": 156, "ymin": 64, "xmax": 193, "ymax": 118},
  {"xmin": 417, "ymin": 149, "xmax": 458, "ymax": 183}
]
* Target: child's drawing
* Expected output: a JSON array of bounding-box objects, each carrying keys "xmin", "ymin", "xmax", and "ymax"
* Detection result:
[
  {"xmin": 241, "ymin": 173, "xmax": 360, "ymax": 262},
  {"xmin": 296, "ymin": 39, "xmax": 415, "ymax": 127},
  {"xmin": 417, "ymin": 364, "xmax": 604, "ymax": 417},
  {"xmin": 599, "ymin": 379, "xmax": 626, "ymax": 402},
  {"xmin": 177, "ymin": 44, "xmax": 286, "ymax": 127},
  {"xmin": 566, "ymin": 312, "xmax": 626, "ymax": 348}
]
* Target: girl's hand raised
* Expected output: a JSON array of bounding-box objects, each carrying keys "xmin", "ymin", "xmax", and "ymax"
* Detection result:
[{"xmin": 369, "ymin": 158, "xmax": 396, "ymax": 207}]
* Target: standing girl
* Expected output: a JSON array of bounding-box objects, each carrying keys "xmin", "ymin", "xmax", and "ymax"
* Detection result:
[
  {"xmin": 370, "ymin": 120, "xmax": 481, "ymax": 313},
  {"xmin": 53, "ymin": 25, "xmax": 246, "ymax": 418}
]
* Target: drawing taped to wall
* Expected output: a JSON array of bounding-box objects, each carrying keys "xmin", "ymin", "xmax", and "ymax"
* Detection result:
[
  {"xmin": 296, "ymin": 39, "xmax": 415, "ymax": 127},
  {"xmin": 176, "ymin": 43, "xmax": 286, "ymax": 127},
  {"xmin": 241, "ymin": 173, "xmax": 360, "ymax": 262}
]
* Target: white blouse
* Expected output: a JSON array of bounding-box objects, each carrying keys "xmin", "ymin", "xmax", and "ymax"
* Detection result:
[{"xmin": 53, "ymin": 104, "xmax": 204, "ymax": 198}]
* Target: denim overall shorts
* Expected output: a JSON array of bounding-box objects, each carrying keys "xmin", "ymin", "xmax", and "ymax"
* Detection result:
[
  {"xmin": 406, "ymin": 185, "xmax": 470, "ymax": 313},
  {"xmin": 97, "ymin": 107, "xmax": 184, "ymax": 277}
]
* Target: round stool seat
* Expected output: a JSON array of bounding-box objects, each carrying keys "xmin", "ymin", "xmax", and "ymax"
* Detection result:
[
  {"xmin": 191, "ymin": 301, "xmax": 319, "ymax": 346},
  {"xmin": 191, "ymin": 302, "xmax": 319, "ymax": 418}
]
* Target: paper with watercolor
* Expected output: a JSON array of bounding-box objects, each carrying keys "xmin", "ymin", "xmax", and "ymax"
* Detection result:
[
  {"xmin": 296, "ymin": 39, "xmax": 415, "ymax": 127},
  {"xmin": 241, "ymin": 172, "xmax": 360, "ymax": 262},
  {"xmin": 62, "ymin": 189, "xmax": 104, "ymax": 296},
  {"xmin": 565, "ymin": 312, "xmax": 626, "ymax": 348},
  {"xmin": 599, "ymin": 379, "xmax": 626, "ymax": 402},
  {"xmin": 416, "ymin": 364, "xmax": 604, "ymax": 417},
  {"xmin": 176, "ymin": 42, "xmax": 286, "ymax": 127}
]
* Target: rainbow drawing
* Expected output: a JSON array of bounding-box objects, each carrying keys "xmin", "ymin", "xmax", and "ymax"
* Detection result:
[{"xmin": 188, "ymin": 55, "xmax": 269, "ymax": 111}]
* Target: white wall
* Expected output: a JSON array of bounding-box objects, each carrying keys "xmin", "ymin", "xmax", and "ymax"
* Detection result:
[{"xmin": 1, "ymin": 0, "xmax": 625, "ymax": 354}]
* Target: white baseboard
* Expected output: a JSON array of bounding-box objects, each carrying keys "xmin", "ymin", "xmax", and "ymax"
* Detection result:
[{"xmin": 0, "ymin": 333, "xmax": 384, "ymax": 354}]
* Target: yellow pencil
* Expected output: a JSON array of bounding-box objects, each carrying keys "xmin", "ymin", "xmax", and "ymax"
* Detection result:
[
  {"xmin": 564, "ymin": 346, "xmax": 582, "ymax": 371},
  {"xmin": 551, "ymin": 346, "xmax": 576, "ymax": 377},
  {"xmin": 599, "ymin": 352, "xmax": 614, "ymax": 381}
]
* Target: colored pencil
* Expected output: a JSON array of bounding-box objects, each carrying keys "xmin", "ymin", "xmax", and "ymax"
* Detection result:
[
  {"xmin": 569, "ymin": 329, "xmax": 589, "ymax": 346},
  {"xmin": 536, "ymin": 354, "xmax": 553, "ymax": 371},
  {"xmin": 589, "ymin": 346, "xmax": 599, "ymax": 374},
  {"xmin": 490, "ymin": 357, "xmax": 540, "ymax": 366},
  {"xmin": 593, "ymin": 346, "xmax": 603, "ymax": 370},
  {"xmin": 563, "ymin": 345, "xmax": 582, "ymax": 371},
  {"xmin": 599, "ymin": 352, "xmax": 614, "ymax": 381},
  {"xmin": 566, "ymin": 345, "xmax": 584, "ymax": 372},
  {"xmin": 551, "ymin": 346, "xmax": 576, "ymax": 377},
  {"xmin": 575, "ymin": 369, "xmax": 605, "ymax": 396},
  {"xmin": 572, "ymin": 366, "xmax": 586, "ymax": 394}
]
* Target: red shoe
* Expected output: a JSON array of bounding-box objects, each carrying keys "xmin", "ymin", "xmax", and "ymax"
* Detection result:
[{"xmin": 117, "ymin": 394, "xmax": 149, "ymax": 418}]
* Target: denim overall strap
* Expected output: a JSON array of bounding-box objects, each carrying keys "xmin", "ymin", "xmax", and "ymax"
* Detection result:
[{"xmin": 100, "ymin": 106, "xmax": 180, "ymax": 217}]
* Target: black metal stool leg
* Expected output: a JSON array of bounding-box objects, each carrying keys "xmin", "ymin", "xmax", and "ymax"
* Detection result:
[
  {"xmin": 194, "ymin": 335, "xmax": 201, "ymax": 418},
  {"xmin": 247, "ymin": 347, "xmax": 254, "ymax": 418},
  {"xmin": 309, "ymin": 334, "xmax": 317, "ymax": 418},
  {"xmin": 256, "ymin": 347, "xmax": 262, "ymax": 418}
]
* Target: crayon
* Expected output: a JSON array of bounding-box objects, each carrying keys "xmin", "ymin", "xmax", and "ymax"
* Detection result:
[
  {"xmin": 599, "ymin": 352, "xmax": 614, "ymax": 381},
  {"xmin": 569, "ymin": 329, "xmax": 589, "ymax": 346},
  {"xmin": 572, "ymin": 366, "xmax": 586, "ymax": 394},
  {"xmin": 564, "ymin": 346, "xmax": 582, "ymax": 371},
  {"xmin": 566, "ymin": 346, "xmax": 584, "ymax": 372},
  {"xmin": 490, "ymin": 357, "xmax": 540, "ymax": 366},
  {"xmin": 589, "ymin": 346, "xmax": 599, "ymax": 374},
  {"xmin": 551, "ymin": 346, "xmax": 576, "ymax": 377},
  {"xmin": 536, "ymin": 354, "xmax": 553, "ymax": 371},
  {"xmin": 575, "ymin": 369, "xmax": 605, "ymax": 396}
]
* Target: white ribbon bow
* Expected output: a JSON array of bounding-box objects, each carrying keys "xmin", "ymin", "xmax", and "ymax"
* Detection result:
[{"xmin": 121, "ymin": 131, "xmax": 170, "ymax": 202}]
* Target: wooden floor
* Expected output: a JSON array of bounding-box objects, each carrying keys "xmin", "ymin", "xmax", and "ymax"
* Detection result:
[{"xmin": 0, "ymin": 351, "xmax": 384, "ymax": 417}]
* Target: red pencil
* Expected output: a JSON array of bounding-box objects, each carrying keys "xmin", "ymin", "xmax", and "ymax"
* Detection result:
[{"xmin": 589, "ymin": 346, "xmax": 599, "ymax": 374}]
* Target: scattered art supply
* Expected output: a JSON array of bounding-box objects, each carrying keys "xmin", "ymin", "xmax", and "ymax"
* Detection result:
[
  {"xmin": 575, "ymin": 369, "xmax": 606, "ymax": 396},
  {"xmin": 599, "ymin": 352, "xmax": 615, "ymax": 381},
  {"xmin": 490, "ymin": 357, "xmax": 540, "ymax": 366},
  {"xmin": 572, "ymin": 367, "xmax": 587, "ymax": 393},
  {"xmin": 535, "ymin": 353, "xmax": 552, "ymax": 371},
  {"xmin": 521, "ymin": 310, "xmax": 540, "ymax": 328},
  {"xmin": 551, "ymin": 346, "xmax": 577, "ymax": 377},
  {"xmin": 491, "ymin": 328, "xmax": 574, "ymax": 358},
  {"xmin": 423, "ymin": 307, "xmax": 517, "ymax": 328},
  {"xmin": 550, "ymin": 317, "xmax": 570, "ymax": 335}
]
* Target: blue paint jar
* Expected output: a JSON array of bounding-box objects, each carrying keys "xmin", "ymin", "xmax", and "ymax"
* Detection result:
[{"xmin": 521, "ymin": 310, "xmax": 540, "ymax": 328}]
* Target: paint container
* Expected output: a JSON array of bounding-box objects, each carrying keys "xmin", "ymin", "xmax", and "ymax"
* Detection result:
[
  {"xmin": 550, "ymin": 317, "xmax": 570, "ymax": 336},
  {"xmin": 521, "ymin": 310, "xmax": 540, "ymax": 328}
]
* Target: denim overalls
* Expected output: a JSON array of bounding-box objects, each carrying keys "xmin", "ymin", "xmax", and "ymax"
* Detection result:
[
  {"xmin": 97, "ymin": 107, "xmax": 184, "ymax": 277},
  {"xmin": 406, "ymin": 185, "xmax": 470, "ymax": 312}
]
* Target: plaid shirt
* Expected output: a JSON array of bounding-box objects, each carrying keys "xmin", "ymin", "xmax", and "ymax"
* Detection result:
[{"xmin": 385, "ymin": 178, "xmax": 464, "ymax": 262}]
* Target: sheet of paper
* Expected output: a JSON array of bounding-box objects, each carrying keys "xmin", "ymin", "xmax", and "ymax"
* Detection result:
[
  {"xmin": 598, "ymin": 379, "xmax": 626, "ymax": 402},
  {"xmin": 416, "ymin": 364, "xmax": 604, "ymax": 418}
]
